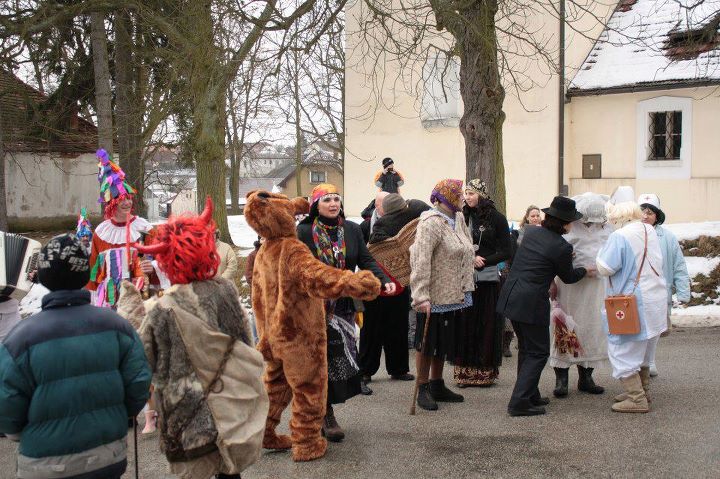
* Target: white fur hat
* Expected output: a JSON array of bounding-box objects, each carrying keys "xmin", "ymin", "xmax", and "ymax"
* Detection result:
[
  {"xmin": 573, "ymin": 192, "xmax": 608, "ymax": 223},
  {"xmin": 609, "ymin": 185, "xmax": 636, "ymax": 205},
  {"xmin": 637, "ymin": 193, "xmax": 660, "ymax": 210}
]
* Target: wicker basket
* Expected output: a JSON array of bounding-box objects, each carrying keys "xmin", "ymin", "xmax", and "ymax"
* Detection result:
[{"xmin": 368, "ymin": 218, "xmax": 419, "ymax": 287}]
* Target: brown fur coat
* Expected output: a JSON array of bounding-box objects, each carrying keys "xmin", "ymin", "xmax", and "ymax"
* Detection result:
[
  {"xmin": 244, "ymin": 190, "xmax": 380, "ymax": 462},
  {"xmin": 119, "ymin": 279, "xmax": 252, "ymax": 464}
]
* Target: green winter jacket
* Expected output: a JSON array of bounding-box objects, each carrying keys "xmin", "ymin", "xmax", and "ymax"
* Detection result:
[{"xmin": 0, "ymin": 289, "xmax": 151, "ymax": 478}]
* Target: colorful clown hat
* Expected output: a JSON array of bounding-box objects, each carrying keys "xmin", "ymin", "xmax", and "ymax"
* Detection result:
[
  {"xmin": 97, "ymin": 149, "xmax": 136, "ymax": 204},
  {"xmin": 76, "ymin": 207, "xmax": 93, "ymax": 239}
]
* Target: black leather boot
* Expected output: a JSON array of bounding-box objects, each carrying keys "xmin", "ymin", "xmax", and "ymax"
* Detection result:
[
  {"xmin": 321, "ymin": 405, "xmax": 345, "ymax": 442},
  {"xmin": 428, "ymin": 378, "xmax": 464, "ymax": 402},
  {"xmin": 553, "ymin": 367, "xmax": 569, "ymax": 398},
  {"xmin": 577, "ymin": 366, "xmax": 605, "ymax": 394},
  {"xmin": 417, "ymin": 383, "xmax": 438, "ymax": 411},
  {"xmin": 502, "ymin": 331, "xmax": 513, "ymax": 357}
]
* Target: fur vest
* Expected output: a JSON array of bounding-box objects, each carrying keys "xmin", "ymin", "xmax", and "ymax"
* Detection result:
[{"xmin": 138, "ymin": 279, "xmax": 252, "ymax": 462}]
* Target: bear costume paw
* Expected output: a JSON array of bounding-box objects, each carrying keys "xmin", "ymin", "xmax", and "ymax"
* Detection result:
[
  {"xmin": 263, "ymin": 431, "xmax": 293, "ymax": 450},
  {"xmin": 349, "ymin": 270, "xmax": 382, "ymax": 301},
  {"xmin": 292, "ymin": 437, "xmax": 328, "ymax": 462}
]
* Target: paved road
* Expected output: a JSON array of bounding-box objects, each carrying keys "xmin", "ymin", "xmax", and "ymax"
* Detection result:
[{"xmin": 2, "ymin": 327, "xmax": 719, "ymax": 479}]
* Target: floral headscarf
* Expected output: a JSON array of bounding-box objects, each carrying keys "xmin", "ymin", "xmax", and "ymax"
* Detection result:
[{"xmin": 430, "ymin": 179, "xmax": 464, "ymax": 213}]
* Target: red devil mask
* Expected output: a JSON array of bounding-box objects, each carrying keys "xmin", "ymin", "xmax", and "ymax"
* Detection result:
[{"xmin": 129, "ymin": 196, "xmax": 220, "ymax": 284}]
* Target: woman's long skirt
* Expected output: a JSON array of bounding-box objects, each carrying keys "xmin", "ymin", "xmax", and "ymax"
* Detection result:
[
  {"xmin": 413, "ymin": 309, "xmax": 462, "ymax": 358},
  {"xmin": 452, "ymin": 282, "xmax": 504, "ymax": 386}
]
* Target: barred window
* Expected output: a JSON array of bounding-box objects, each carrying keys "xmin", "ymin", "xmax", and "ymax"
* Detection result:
[{"xmin": 648, "ymin": 111, "xmax": 682, "ymax": 161}]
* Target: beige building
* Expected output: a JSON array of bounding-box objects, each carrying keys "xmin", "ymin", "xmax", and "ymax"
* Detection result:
[
  {"xmin": 344, "ymin": 0, "xmax": 720, "ymax": 222},
  {"xmin": 565, "ymin": 0, "xmax": 720, "ymax": 222},
  {"xmin": 275, "ymin": 161, "xmax": 344, "ymax": 199}
]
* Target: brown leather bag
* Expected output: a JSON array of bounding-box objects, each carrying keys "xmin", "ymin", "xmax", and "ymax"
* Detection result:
[{"xmin": 605, "ymin": 225, "xmax": 652, "ymax": 335}]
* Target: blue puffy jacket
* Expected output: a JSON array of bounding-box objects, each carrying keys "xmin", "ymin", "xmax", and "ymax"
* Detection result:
[{"xmin": 0, "ymin": 289, "xmax": 151, "ymax": 479}]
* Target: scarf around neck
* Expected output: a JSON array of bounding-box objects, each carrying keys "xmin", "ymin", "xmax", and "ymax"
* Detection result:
[{"xmin": 312, "ymin": 216, "xmax": 346, "ymax": 269}]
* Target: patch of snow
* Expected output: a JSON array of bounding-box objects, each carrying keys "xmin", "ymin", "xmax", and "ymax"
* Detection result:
[
  {"xmin": 672, "ymin": 305, "xmax": 720, "ymax": 328},
  {"xmin": 685, "ymin": 257, "xmax": 720, "ymax": 278},
  {"xmin": 18, "ymin": 284, "xmax": 49, "ymax": 318},
  {"xmin": 228, "ymin": 215, "xmax": 260, "ymax": 249},
  {"xmin": 664, "ymin": 222, "xmax": 720, "ymax": 241},
  {"xmin": 570, "ymin": 0, "xmax": 720, "ymax": 91}
]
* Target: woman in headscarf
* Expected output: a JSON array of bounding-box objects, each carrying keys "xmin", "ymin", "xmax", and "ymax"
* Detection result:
[
  {"xmin": 549, "ymin": 193, "xmax": 612, "ymax": 398},
  {"xmin": 452, "ymin": 179, "xmax": 510, "ymax": 387},
  {"xmin": 297, "ymin": 184, "xmax": 394, "ymax": 441},
  {"xmin": 597, "ymin": 186, "xmax": 667, "ymax": 413},
  {"xmin": 410, "ymin": 179, "xmax": 475, "ymax": 411}
]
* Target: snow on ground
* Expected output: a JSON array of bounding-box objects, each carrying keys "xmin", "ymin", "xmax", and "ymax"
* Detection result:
[
  {"xmin": 684, "ymin": 256, "xmax": 720, "ymax": 278},
  {"xmin": 664, "ymin": 222, "xmax": 720, "ymax": 242},
  {"xmin": 672, "ymin": 305, "xmax": 720, "ymax": 328}
]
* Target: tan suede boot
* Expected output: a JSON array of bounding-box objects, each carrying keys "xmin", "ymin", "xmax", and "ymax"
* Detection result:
[
  {"xmin": 611, "ymin": 373, "xmax": 649, "ymax": 413},
  {"xmin": 614, "ymin": 366, "xmax": 652, "ymax": 403}
]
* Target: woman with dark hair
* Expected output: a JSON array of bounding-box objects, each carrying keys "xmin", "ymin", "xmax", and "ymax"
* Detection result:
[
  {"xmin": 637, "ymin": 193, "xmax": 690, "ymax": 377},
  {"xmin": 297, "ymin": 183, "xmax": 394, "ymax": 442},
  {"xmin": 497, "ymin": 196, "xmax": 592, "ymax": 416},
  {"xmin": 453, "ymin": 179, "xmax": 510, "ymax": 387}
]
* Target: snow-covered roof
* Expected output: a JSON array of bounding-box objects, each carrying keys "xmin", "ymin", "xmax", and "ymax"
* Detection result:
[{"xmin": 569, "ymin": 0, "xmax": 720, "ymax": 95}]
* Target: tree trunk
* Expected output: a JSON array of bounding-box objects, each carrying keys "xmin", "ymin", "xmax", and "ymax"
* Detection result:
[
  {"xmin": 0, "ymin": 107, "xmax": 7, "ymax": 231},
  {"xmin": 456, "ymin": 1, "xmax": 507, "ymax": 213},
  {"xmin": 114, "ymin": 10, "xmax": 147, "ymax": 216},
  {"xmin": 90, "ymin": 11, "xmax": 113, "ymax": 153},
  {"xmin": 293, "ymin": 48, "xmax": 303, "ymax": 197},
  {"xmin": 188, "ymin": 2, "xmax": 232, "ymax": 244},
  {"xmin": 227, "ymin": 86, "xmax": 240, "ymax": 214}
]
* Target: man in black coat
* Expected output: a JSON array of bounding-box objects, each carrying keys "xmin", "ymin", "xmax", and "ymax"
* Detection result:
[
  {"xmin": 358, "ymin": 194, "xmax": 430, "ymax": 392},
  {"xmin": 497, "ymin": 196, "xmax": 591, "ymax": 416}
]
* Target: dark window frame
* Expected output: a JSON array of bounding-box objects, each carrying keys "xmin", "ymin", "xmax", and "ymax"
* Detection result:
[{"xmin": 648, "ymin": 111, "xmax": 682, "ymax": 161}]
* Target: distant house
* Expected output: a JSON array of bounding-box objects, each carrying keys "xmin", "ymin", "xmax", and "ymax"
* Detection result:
[
  {"xmin": 273, "ymin": 149, "xmax": 344, "ymax": 198},
  {"xmin": 566, "ymin": 0, "xmax": 720, "ymax": 221},
  {"xmin": 0, "ymin": 70, "xmax": 100, "ymax": 230}
]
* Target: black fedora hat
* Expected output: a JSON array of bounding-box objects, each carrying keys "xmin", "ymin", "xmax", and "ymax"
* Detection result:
[{"xmin": 542, "ymin": 196, "xmax": 583, "ymax": 223}]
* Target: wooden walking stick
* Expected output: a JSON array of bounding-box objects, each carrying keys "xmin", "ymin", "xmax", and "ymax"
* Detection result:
[{"xmin": 410, "ymin": 311, "xmax": 432, "ymax": 415}]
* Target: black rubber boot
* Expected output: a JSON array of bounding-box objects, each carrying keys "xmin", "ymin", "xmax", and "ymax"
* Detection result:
[
  {"xmin": 553, "ymin": 367, "xmax": 569, "ymax": 398},
  {"xmin": 417, "ymin": 383, "xmax": 438, "ymax": 411},
  {"xmin": 577, "ymin": 366, "xmax": 605, "ymax": 394},
  {"xmin": 428, "ymin": 378, "xmax": 464, "ymax": 402}
]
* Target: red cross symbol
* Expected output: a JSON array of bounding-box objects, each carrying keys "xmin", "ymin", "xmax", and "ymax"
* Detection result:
[{"xmin": 615, "ymin": 310, "xmax": 625, "ymax": 320}]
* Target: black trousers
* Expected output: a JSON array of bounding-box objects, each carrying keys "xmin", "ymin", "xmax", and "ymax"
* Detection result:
[
  {"xmin": 359, "ymin": 289, "xmax": 410, "ymax": 377},
  {"xmin": 508, "ymin": 320, "xmax": 550, "ymax": 410}
]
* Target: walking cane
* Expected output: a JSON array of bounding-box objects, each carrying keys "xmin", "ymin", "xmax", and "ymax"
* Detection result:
[
  {"xmin": 410, "ymin": 310, "xmax": 432, "ymax": 415},
  {"xmin": 133, "ymin": 417, "xmax": 139, "ymax": 479}
]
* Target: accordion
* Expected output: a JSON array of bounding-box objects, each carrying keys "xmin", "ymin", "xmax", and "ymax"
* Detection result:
[{"xmin": 0, "ymin": 233, "xmax": 41, "ymax": 300}]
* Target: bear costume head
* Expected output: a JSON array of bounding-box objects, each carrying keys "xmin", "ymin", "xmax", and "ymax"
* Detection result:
[{"xmin": 245, "ymin": 190, "xmax": 309, "ymax": 239}]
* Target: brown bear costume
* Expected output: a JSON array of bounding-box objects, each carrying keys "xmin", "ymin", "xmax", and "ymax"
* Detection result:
[{"xmin": 244, "ymin": 190, "xmax": 381, "ymax": 462}]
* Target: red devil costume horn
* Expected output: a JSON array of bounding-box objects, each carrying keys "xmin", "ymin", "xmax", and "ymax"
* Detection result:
[{"xmin": 200, "ymin": 195, "xmax": 213, "ymax": 224}]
